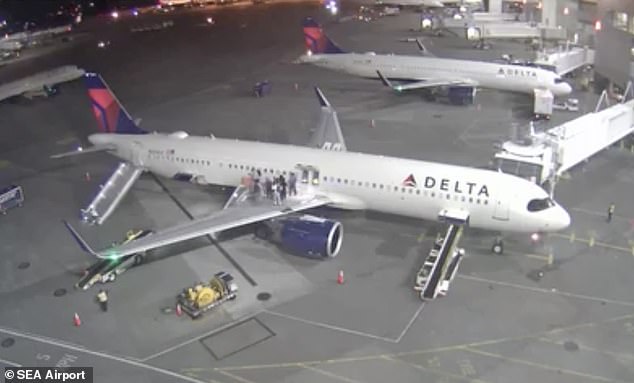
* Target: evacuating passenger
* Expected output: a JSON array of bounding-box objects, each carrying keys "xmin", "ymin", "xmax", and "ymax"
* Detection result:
[
  {"xmin": 272, "ymin": 180, "xmax": 281, "ymax": 205},
  {"xmin": 279, "ymin": 175, "xmax": 287, "ymax": 201},
  {"xmin": 288, "ymin": 172, "xmax": 297, "ymax": 196},
  {"xmin": 264, "ymin": 177, "xmax": 273, "ymax": 199},
  {"xmin": 253, "ymin": 170, "xmax": 261, "ymax": 196}
]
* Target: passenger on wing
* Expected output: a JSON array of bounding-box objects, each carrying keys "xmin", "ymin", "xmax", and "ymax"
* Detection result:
[
  {"xmin": 264, "ymin": 176, "xmax": 273, "ymax": 199},
  {"xmin": 279, "ymin": 175, "xmax": 287, "ymax": 201},
  {"xmin": 288, "ymin": 172, "xmax": 297, "ymax": 196},
  {"xmin": 272, "ymin": 179, "xmax": 282, "ymax": 205}
]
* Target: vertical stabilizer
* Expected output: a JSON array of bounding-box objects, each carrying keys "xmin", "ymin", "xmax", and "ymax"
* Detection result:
[
  {"xmin": 302, "ymin": 17, "xmax": 345, "ymax": 54},
  {"xmin": 84, "ymin": 72, "xmax": 147, "ymax": 134}
]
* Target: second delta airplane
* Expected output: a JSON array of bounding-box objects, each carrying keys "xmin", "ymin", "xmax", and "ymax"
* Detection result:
[
  {"xmin": 59, "ymin": 73, "xmax": 570, "ymax": 260},
  {"xmin": 298, "ymin": 18, "xmax": 572, "ymax": 97}
]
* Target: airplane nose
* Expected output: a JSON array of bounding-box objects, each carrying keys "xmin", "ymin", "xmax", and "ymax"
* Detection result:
[
  {"xmin": 560, "ymin": 82, "xmax": 573, "ymax": 96},
  {"xmin": 553, "ymin": 205, "xmax": 571, "ymax": 231}
]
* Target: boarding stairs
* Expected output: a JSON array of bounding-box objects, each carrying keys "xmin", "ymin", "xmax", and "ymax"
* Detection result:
[
  {"xmin": 81, "ymin": 162, "xmax": 143, "ymax": 225},
  {"xmin": 414, "ymin": 217, "xmax": 466, "ymax": 301}
]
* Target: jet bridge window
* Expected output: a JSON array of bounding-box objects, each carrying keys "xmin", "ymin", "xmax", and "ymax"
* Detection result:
[{"xmin": 527, "ymin": 198, "xmax": 555, "ymax": 212}]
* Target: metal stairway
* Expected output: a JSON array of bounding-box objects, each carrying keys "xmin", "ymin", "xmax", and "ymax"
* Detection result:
[{"xmin": 414, "ymin": 224, "xmax": 465, "ymax": 301}]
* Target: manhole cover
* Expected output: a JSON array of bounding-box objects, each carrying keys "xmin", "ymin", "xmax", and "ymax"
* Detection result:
[
  {"xmin": 257, "ymin": 292, "xmax": 271, "ymax": 301},
  {"xmin": 563, "ymin": 341, "xmax": 579, "ymax": 352},
  {"xmin": 17, "ymin": 261, "xmax": 30, "ymax": 270},
  {"xmin": 1, "ymin": 338, "xmax": 15, "ymax": 348},
  {"xmin": 53, "ymin": 288, "xmax": 67, "ymax": 297}
]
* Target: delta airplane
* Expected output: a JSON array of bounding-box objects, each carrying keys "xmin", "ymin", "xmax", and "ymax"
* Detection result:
[
  {"xmin": 0, "ymin": 65, "xmax": 85, "ymax": 102},
  {"xmin": 298, "ymin": 18, "xmax": 572, "ymax": 97},
  {"xmin": 59, "ymin": 73, "xmax": 569, "ymax": 261}
]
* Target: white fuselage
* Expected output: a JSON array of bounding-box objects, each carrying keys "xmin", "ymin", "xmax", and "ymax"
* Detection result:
[
  {"xmin": 90, "ymin": 132, "xmax": 570, "ymax": 234},
  {"xmin": 301, "ymin": 53, "xmax": 572, "ymax": 96}
]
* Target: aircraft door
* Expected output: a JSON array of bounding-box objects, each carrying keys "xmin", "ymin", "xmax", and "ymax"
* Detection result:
[
  {"xmin": 131, "ymin": 141, "xmax": 145, "ymax": 167},
  {"xmin": 493, "ymin": 198, "xmax": 510, "ymax": 221},
  {"xmin": 296, "ymin": 164, "xmax": 320, "ymax": 193}
]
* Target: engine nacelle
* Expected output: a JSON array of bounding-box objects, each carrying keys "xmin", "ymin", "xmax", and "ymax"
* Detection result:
[{"xmin": 256, "ymin": 215, "xmax": 343, "ymax": 259}]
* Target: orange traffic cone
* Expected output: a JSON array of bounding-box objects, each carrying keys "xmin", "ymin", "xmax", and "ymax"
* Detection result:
[
  {"xmin": 73, "ymin": 312, "xmax": 81, "ymax": 327},
  {"xmin": 337, "ymin": 270, "xmax": 344, "ymax": 285},
  {"xmin": 370, "ymin": 119, "xmax": 375, "ymax": 128},
  {"xmin": 176, "ymin": 303, "xmax": 182, "ymax": 317},
  {"xmin": 85, "ymin": 172, "xmax": 91, "ymax": 182},
  {"xmin": 294, "ymin": 83, "xmax": 299, "ymax": 91}
]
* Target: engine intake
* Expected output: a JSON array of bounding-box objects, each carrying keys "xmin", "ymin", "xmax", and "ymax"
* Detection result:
[{"xmin": 256, "ymin": 214, "xmax": 343, "ymax": 259}]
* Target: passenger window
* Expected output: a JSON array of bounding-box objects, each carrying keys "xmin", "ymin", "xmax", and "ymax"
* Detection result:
[{"xmin": 469, "ymin": 198, "xmax": 473, "ymax": 203}]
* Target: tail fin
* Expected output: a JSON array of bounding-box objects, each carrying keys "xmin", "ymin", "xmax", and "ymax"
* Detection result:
[
  {"xmin": 302, "ymin": 17, "xmax": 345, "ymax": 54},
  {"xmin": 84, "ymin": 72, "xmax": 147, "ymax": 135}
]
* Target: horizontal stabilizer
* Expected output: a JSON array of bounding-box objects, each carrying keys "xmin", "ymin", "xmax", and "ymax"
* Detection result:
[{"xmin": 50, "ymin": 145, "xmax": 113, "ymax": 159}]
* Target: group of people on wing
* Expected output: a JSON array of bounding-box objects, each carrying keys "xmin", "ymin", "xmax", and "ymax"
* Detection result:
[{"xmin": 242, "ymin": 170, "xmax": 298, "ymax": 205}]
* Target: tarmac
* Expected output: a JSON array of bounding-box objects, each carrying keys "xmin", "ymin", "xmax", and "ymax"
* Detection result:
[{"xmin": 1, "ymin": 2, "xmax": 633, "ymax": 382}]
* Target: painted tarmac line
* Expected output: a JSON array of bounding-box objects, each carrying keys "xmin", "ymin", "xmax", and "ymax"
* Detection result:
[
  {"xmin": 0, "ymin": 358, "xmax": 21, "ymax": 367},
  {"xmin": 394, "ymin": 302, "xmax": 426, "ymax": 343},
  {"xmin": 299, "ymin": 363, "xmax": 363, "ymax": 383},
  {"xmin": 0, "ymin": 327, "xmax": 205, "ymax": 383},
  {"xmin": 140, "ymin": 310, "xmax": 266, "ymax": 362},
  {"xmin": 458, "ymin": 274, "xmax": 634, "ymax": 307},
  {"xmin": 263, "ymin": 310, "xmax": 399, "ymax": 343}
]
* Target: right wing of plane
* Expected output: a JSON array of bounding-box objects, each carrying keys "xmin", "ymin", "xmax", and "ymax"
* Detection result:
[
  {"xmin": 64, "ymin": 193, "xmax": 332, "ymax": 259},
  {"xmin": 377, "ymin": 70, "xmax": 476, "ymax": 92},
  {"xmin": 307, "ymin": 87, "xmax": 347, "ymax": 152}
]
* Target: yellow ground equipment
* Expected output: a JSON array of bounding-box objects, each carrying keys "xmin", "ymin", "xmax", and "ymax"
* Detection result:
[{"xmin": 177, "ymin": 272, "xmax": 238, "ymax": 319}]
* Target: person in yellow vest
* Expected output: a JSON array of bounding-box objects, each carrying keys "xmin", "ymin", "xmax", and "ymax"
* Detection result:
[{"xmin": 97, "ymin": 289, "xmax": 109, "ymax": 312}]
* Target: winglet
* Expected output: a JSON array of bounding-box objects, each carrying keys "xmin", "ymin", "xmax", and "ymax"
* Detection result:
[
  {"xmin": 314, "ymin": 87, "xmax": 331, "ymax": 108},
  {"xmin": 376, "ymin": 70, "xmax": 394, "ymax": 88},
  {"xmin": 63, "ymin": 220, "xmax": 99, "ymax": 257}
]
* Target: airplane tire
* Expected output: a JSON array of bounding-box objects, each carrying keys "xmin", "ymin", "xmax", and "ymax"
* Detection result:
[{"xmin": 492, "ymin": 243, "xmax": 503, "ymax": 255}]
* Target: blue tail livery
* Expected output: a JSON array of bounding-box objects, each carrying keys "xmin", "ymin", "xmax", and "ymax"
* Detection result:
[
  {"xmin": 302, "ymin": 17, "xmax": 345, "ymax": 54},
  {"xmin": 84, "ymin": 72, "xmax": 147, "ymax": 135}
]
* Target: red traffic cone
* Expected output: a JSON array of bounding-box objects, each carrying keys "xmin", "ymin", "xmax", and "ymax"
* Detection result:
[
  {"xmin": 73, "ymin": 312, "xmax": 81, "ymax": 327},
  {"xmin": 85, "ymin": 172, "xmax": 91, "ymax": 182},
  {"xmin": 175, "ymin": 303, "xmax": 182, "ymax": 317},
  {"xmin": 337, "ymin": 270, "xmax": 344, "ymax": 285},
  {"xmin": 370, "ymin": 119, "xmax": 375, "ymax": 128}
]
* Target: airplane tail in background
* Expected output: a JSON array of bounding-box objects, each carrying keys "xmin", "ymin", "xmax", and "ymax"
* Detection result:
[
  {"xmin": 302, "ymin": 17, "xmax": 346, "ymax": 54},
  {"xmin": 84, "ymin": 72, "xmax": 147, "ymax": 135}
]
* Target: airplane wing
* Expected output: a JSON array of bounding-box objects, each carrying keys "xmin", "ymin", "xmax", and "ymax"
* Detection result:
[
  {"xmin": 308, "ymin": 87, "xmax": 347, "ymax": 152},
  {"xmin": 50, "ymin": 145, "xmax": 114, "ymax": 159},
  {"xmin": 65, "ymin": 192, "xmax": 332, "ymax": 259},
  {"xmin": 0, "ymin": 65, "xmax": 85, "ymax": 102},
  {"xmin": 377, "ymin": 70, "xmax": 476, "ymax": 92}
]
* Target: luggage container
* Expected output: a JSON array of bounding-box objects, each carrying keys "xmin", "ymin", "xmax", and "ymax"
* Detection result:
[{"xmin": 0, "ymin": 185, "xmax": 24, "ymax": 214}]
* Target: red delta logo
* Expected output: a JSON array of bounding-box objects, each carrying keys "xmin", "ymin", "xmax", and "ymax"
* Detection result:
[{"xmin": 402, "ymin": 174, "xmax": 417, "ymax": 187}]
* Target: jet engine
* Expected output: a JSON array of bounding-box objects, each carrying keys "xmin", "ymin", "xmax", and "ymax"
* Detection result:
[{"xmin": 255, "ymin": 215, "xmax": 343, "ymax": 259}]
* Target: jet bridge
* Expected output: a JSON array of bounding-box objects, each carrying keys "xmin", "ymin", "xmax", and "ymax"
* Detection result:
[
  {"xmin": 494, "ymin": 84, "xmax": 634, "ymax": 188},
  {"xmin": 81, "ymin": 162, "xmax": 143, "ymax": 225},
  {"xmin": 533, "ymin": 45, "xmax": 595, "ymax": 76},
  {"xmin": 414, "ymin": 210, "xmax": 467, "ymax": 301}
]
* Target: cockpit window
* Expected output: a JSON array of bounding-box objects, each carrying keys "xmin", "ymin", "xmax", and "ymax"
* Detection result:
[
  {"xmin": 527, "ymin": 198, "xmax": 555, "ymax": 212},
  {"xmin": 554, "ymin": 77, "xmax": 565, "ymax": 84}
]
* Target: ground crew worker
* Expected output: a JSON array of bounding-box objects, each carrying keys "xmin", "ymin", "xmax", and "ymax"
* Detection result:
[
  {"xmin": 97, "ymin": 289, "xmax": 109, "ymax": 312},
  {"xmin": 607, "ymin": 203, "xmax": 615, "ymax": 223},
  {"xmin": 288, "ymin": 172, "xmax": 297, "ymax": 196}
]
